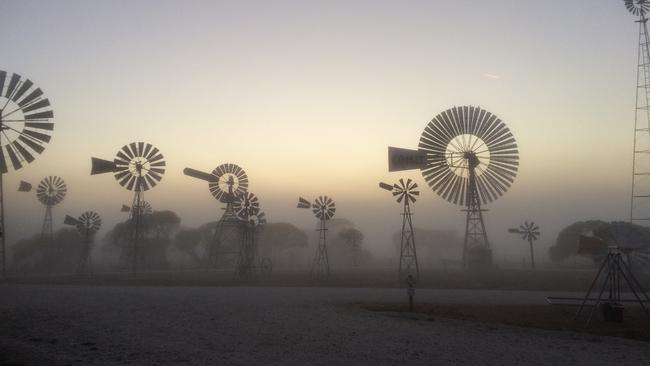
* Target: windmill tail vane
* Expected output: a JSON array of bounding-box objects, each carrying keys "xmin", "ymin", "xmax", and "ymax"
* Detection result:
[
  {"xmin": 17, "ymin": 180, "xmax": 32, "ymax": 192},
  {"xmin": 297, "ymin": 196, "xmax": 310, "ymax": 209},
  {"xmin": 64, "ymin": 215, "xmax": 80, "ymax": 226}
]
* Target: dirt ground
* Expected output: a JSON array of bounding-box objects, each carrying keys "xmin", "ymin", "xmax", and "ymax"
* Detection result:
[
  {"xmin": 360, "ymin": 303, "xmax": 650, "ymax": 343},
  {"xmin": 1, "ymin": 285, "xmax": 650, "ymax": 365},
  {"xmin": 4, "ymin": 267, "xmax": 615, "ymax": 291}
]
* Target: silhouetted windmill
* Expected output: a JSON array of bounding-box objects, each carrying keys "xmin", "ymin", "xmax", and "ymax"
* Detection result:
[
  {"xmin": 380, "ymin": 178, "xmax": 419, "ymax": 280},
  {"xmin": 91, "ymin": 142, "xmax": 165, "ymax": 276},
  {"xmin": 0, "ymin": 70, "xmax": 54, "ymax": 278},
  {"xmin": 623, "ymin": 1, "xmax": 650, "ymax": 223},
  {"xmin": 298, "ymin": 196, "xmax": 335, "ymax": 279},
  {"xmin": 64, "ymin": 211, "xmax": 102, "ymax": 277},
  {"xmin": 19, "ymin": 176, "xmax": 67, "ymax": 238},
  {"xmin": 184, "ymin": 163, "xmax": 249, "ymax": 268},
  {"xmin": 508, "ymin": 221, "xmax": 540, "ymax": 270},
  {"xmin": 234, "ymin": 191, "xmax": 260, "ymax": 279},
  {"xmin": 388, "ymin": 106, "xmax": 519, "ymax": 269}
]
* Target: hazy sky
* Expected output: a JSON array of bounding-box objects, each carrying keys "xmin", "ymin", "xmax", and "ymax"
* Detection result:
[{"xmin": 0, "ymin": 0, "xmax": 641, "ymax": 262}]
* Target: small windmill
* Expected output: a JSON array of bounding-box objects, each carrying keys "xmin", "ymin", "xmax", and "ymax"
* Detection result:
[
  {"xmin": 0, "ymin": 70, "xmax": 55, "ymax": 278},
  {"xmin": 338, "ymin": 228, "xmax": 364, "ymax": 267},
  {"xmin": 64, "ymin": 211, "xmax": 102, "ymax": 277},
  {"xmin": 184, "ymin": 163, "xmax": 249, "ymax": 267},
  {"xmin": 380, "ymin": 178, "xmax": 419, "ymax": 280},
  {"xmin": 91, "ymin": 142, "xmax": 165, "ymax": 276},
  {"xmin": 298, "ymin": 196, "xmax": 335, "ymax": 278},
  {"xmin": 508, "ymin": 221, "xmax": 540, "ymax": 270},
  {"xmin": 18, "ymin": 176, "xmax": 67, "ymax": 238},
  {"xmin": 233, "ymin": 191, "xmax": 260, "ymax": 279}
]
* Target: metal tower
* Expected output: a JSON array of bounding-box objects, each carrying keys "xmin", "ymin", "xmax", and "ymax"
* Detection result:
[
  {"xmin": 461, "ymin": 155, "xmax": 491, "ymax": 268},
  {"xmin": 626, "ymin": 1, "xmax": 650, "ymax": 223},
  {"xmin": 233, "ymin": 192, "xmax": 261, "ymax": 279},
  {"xmin": 380, "ymin": 179, "xmax": 419, "ymax": 280},
  {"xmin": 313, "ymin": 217, "xmax": 330, "ymax": 278},
  {"xmin": 41, "ymin": 205, "xmax": 53, "ymax": 238}
]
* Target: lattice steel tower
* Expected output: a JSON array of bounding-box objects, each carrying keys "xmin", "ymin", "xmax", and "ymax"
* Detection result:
[
  {"xmin": 626, "ymin": 1, "xmax": 650, "ymax": 223},
  {"xmin": 380, "ymin": 179, "xmax": 419, "ymax": 280}
]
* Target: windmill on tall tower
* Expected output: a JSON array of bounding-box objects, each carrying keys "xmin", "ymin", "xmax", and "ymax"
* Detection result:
[
  {"xmin": 624, "ymin": 1, "xmax": 650, "ymax": 223},
  {"xmin": 91, "ymin": 142, "xmax": 165, "ymax": 276},
  {"xmin": 64, "ymin": 211, "xmax": 102, "ymax": 277},
  {"xmin": 18, "ymin": 176, "xmax": 67, "ymax": 238},
  {"xmin": 298, "ymin": 196, "xmax": 335, "ymax": 278},
  {"xmin": 184, "ymin": 163, "xmax": 249, "ymax": 267},
  {"xmin": 0, "ymin": 70, "xmax": 55, "ymax": 278},
  {"xmin": 380, "ymin": 178, "xmax": 420, "ymax": 280},
  {"xmin": 388, "ymin": 106, "xmax": 519, "ymax": 269}
]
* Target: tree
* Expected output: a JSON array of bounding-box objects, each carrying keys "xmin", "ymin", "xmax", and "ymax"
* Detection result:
[
  {"xmin": 11, "ymin": 228, "xmax": 82, "ymax": 273},
  {"xmin": 548, "ymin": 220, "xmax": 606, "ymax": 263},
  {"xmin": 337, "ymin": 228, "xmax": 364, "ymax": 266},
  {"xmin": 103, "ymin": 210, "xmax": 181, "ymax": 270}
]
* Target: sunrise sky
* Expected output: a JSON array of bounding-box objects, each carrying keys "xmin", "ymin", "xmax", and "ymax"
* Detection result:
[{"xmin": 0, "ymin": 0, "xmax": 641, "ymax": 261}]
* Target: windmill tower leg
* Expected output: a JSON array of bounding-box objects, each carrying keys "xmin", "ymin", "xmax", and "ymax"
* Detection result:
[
  {"xmin": 130, "ymin": 189, "xmax": 143, "ymax": 277},
  {"xmin": 399, "ymin": 200, "xmax": 419, "ymax": 281},
  {"xmin": 312, "ymin": 219, "xmax": 330, "ymax": 279},
  {"xmin": 41, "ymin": 205, "xmax": 53, "ymax": 238},
  {"xmin": 630, "ymin": 14, "xmax": 650, "ymax": 223},
  {"xmin": 462, "ymin": 164, "xmax": 492, "ymax": 269},
  {"xmin": 77, "ymin": 233, "xmax": 91, "ymax": 278},
  {"xmin": 209, "ymin": 202, "xmax": 241, "ymax": 269},
  {"xmin": 237, "ymin": 224, "xmax": 257, "ymax": 279}
]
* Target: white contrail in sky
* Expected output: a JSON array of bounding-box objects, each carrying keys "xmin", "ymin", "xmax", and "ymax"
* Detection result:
[{"xmin": 483, "ymin": 73, "xmax": 501, "ymax": 79}]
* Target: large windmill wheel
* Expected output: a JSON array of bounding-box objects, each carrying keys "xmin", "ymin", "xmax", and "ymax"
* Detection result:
[
  {"xmin": 210, "ymin": 164, "xmax": 248, "ymax": 203},
  {"xmin": 65, "ymin": 211, "xmax": 102, "ymax": 234},
  {"xmin": 312, "ymin": 196, "xmax": 336, "ymax": 221},
  {"xmin": 91, "ymin": 142, "xmax": 165, "ymax": 191},
  {"xmin": 625, "ymin": 0, "xmax": 650, "ymax": 16},
  {"xmin": 0, "ymin": 71, "xmax": 54, "ymax": 173},
  {"xmin": 418, "ymin": 106, "xmax": 519, "ymax": 206},
  {"xmin": 233, "ymin": 192, "xmax": 260, "ymax": 220},
  {"xmin": 36, "ymin": 176, "xmax": 66, "ymax": 206}
]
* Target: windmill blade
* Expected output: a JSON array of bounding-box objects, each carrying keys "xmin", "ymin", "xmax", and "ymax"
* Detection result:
[
  {"xmin": 91, "ymin": 157, "xmax": 117, "ymax": 175},
  {"xmin": 17, "ymin": 180, "xmax": 32, "ymax": 192},
  {"xmin": 297, "ymin": 196, "xmax": 311, "ymax": 209},
  {"xmin": 183, "ymin": 167, "xmax": 217, "ymax": 182},
  {"xmin": 379, "ymin": 182, "xmax": 394, "ymax": 191},
  {"xmin": 64, "ymin": 215, "xmax": 80, "ymax": 226}
]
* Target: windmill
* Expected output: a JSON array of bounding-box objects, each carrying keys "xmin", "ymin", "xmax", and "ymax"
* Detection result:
[
  {"xmin": 388, "ymin": 106, "xmax": 519, "ymax": 269},
  {"xmin": 379, "ymin": 178, "xmax": 420, "ymax": 280},
  {"xmin": 184, "ymin": 163, "xmax": 249, "ymax": 267},
  {"xmin": 64, "ymin": 211, "xmax": 102, "ymax": 277},
  {"xmin": 508, "ymin": 221, "xmax": 540, "ymax": 270},
  {"xmin": 91, "ymin": 142, "xmax": 165, "ymax": 276},
  {"xmin": 574, "ymin": 222, "xmax": 650, "ymax": 324},
  {"xmin": 234, "ymin": 192, "xmax": 271, "ymax": 279},
  {"xmin": 623, "ymin": 1, "xmax": 650, "ymax": 223},
  {"xmin": 298, "ymin": 195, "xmax": 335, "ymax": 278},
  {"xmin": 18, "ymin": 176, "xmax": 67, "ymax": 238},
  {"xmin": 338, "ymin": 228, "xmax": 364, "ymax": 267},
  {"xmin": 0, "ymin": 70, "xmax": 54, "ymax": 278},
  {"xmin": 234, "ymin": 191, "xmax": 260, "ymax": 279}
]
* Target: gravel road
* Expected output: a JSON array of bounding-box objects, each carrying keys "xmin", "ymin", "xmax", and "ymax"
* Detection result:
[{"xmin": 1, "ymin": 285, "xmax": 648, "ymax": 365}]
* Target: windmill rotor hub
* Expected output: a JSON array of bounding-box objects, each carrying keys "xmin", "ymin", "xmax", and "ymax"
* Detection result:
[{"xmin": 444, "ymin": 134, "xmax": 491, "ymax": 178}]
